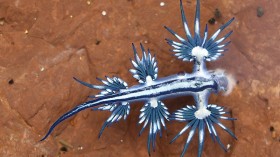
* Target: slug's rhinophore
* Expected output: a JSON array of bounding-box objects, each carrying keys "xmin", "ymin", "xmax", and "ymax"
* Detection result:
[{"xmin": 41, "ymin": 0, "xmax": 236, "ymax": 157}]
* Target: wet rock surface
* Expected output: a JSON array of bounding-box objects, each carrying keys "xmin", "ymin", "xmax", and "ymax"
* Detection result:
[{"xmin": 0, "ymin": 0, "xmax": 279, "ymax": 157}]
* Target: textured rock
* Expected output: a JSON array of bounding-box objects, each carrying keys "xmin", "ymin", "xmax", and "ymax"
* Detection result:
[{"xmin": 0, "ymin": 0, "xmax": 279, "ymax": 157}]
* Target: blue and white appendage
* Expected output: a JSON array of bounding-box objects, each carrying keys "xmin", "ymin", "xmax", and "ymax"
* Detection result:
[
  {"xmin": 165, "ymin": 0, "xmax": 234, "ymax": 63},
  {"xmin": 74, "ymin": 76, "xmax": 131, "ymax": 138},
  {"xmin": 170, "ymin": 103, "xmax": 237, "ymax": 157},
  {"xmin": 131, "ymin": 44, "xmax": 170, "ymax": 154},
  {"xmin": 138, "ymin": 100, "xmax": 170, "ymax": 154}
]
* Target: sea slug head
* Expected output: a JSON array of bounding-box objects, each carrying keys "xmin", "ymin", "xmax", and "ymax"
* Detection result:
[{"xmin": 211, "ymin": 69, "xmax": 236, "ymax": 95}]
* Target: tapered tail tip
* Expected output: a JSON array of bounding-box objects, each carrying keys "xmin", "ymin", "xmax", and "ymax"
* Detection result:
[{"xmin": 39, "ymin": 134, "xmax": 49, "ymax": 142}]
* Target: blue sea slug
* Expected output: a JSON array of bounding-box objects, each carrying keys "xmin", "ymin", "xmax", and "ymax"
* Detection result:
[{"xmin": 41, "ymin": 0, "xmax": 236, "ymax": 156}]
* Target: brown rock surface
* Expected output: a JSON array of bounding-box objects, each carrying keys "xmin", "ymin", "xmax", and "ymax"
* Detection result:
[{"xmin": 0, "ymin": 0, "xmax": 279, "ymax": 157}]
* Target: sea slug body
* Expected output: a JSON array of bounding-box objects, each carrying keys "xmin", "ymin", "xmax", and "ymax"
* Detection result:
[{"xmin": 41, "ymin": 0, "xmax": 236, "ymax": 157}]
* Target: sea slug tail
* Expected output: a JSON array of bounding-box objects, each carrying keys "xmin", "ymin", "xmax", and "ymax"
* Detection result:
[{"xmin": 40, "ymin": 99, "xmax": 100, "ymax": 141}]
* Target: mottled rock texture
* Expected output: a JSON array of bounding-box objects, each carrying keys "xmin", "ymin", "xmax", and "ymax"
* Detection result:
[{"xmin": 0, "ymin": 0, "xmax": 279, "ymax": 157}]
